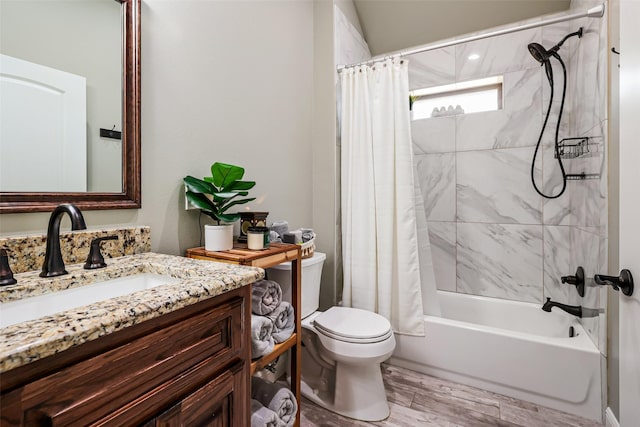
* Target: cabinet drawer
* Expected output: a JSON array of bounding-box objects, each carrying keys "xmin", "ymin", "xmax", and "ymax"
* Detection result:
[
  {"xmin": 142, "ymin": 360, "xmax": 247, "ymax": 427},
  {"xmin": 155, "ymin": 368, "xmax": 233, "ymax": 427},
  {"xmin": 180, "ymin": 371, "xmax": 232, "ymax": 427},
  {"xmin": 21, "ymin": 295, "xmax": 245, "ymax": 426}
]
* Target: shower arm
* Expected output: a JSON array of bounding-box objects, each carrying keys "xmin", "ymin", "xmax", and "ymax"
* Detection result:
[{"xmin": 551, "ymin": 28, "xmax": 584, "ymax": 53}]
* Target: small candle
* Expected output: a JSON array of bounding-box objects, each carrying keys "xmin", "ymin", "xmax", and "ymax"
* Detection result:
[{"xmin": 247, "ymin": 226, "xmax": 270, "ymax": 250}]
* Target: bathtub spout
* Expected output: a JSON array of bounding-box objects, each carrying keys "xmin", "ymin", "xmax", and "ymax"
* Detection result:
[{"xmin": 541, "ymin": 298, "xmax": 582, "ymax": 318}]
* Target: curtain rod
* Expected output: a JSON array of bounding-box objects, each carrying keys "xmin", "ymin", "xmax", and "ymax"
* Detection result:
[{"xmin": 337, "ymin": 3, "xmax": 605, "ymax": 72}]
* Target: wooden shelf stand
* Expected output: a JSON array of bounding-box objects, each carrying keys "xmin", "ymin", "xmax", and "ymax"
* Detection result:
[{"xmin": 186, "ymin": 242, "xmax": 302, "ymax": 427}]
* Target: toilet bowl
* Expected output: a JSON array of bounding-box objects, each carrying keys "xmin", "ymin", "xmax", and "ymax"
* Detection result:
[{"xmin": 268, "ymin": 252, "xmax": 396, "ymax": 422}]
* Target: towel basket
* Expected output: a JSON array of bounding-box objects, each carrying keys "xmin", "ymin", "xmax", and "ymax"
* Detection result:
[{"xmin": 300, "ymin": 238, "xmax": 315, "ymax": 259}]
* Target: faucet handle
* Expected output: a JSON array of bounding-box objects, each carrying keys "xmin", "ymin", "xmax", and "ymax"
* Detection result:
[
  {"xmin": 561, "ymin": 266, "xmax": 585, "ymax": 297},
  {"xmin": 0, "ymin": 248, "xmax": 17, "ymax": 286},
  {"xmin": 84, "ymin": 236, "xmax": 119, "ymax": 270},
  {"xmin": 594, "ymin": 269, "xmax": 634, "ymax": 296}
]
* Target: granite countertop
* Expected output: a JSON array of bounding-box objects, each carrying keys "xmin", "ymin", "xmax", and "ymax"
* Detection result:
[{"xmin": 0, "ymin": 253, "xmax": 264, "ymax": 373}]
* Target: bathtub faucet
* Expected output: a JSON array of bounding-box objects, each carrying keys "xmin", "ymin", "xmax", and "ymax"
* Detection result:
[{"xmin": 541, "ymin": 298, "xmax": 582, "ymax": 318}]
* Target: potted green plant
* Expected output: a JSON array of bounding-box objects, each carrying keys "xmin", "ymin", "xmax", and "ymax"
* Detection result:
[{"xmin": 184, "ymin": 162, "xmax": 256, "ymax": 251}]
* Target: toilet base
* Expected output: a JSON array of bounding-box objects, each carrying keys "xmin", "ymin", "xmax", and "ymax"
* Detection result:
[
  {"xmin": 300, "ymin": 346, "xmax": 390, "ymax": 422},
  {"xmin": 334, "ymin": 362, "xmax": 390, "ymax": 421}
]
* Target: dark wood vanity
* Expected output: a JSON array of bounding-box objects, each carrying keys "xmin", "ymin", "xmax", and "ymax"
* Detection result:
[{"xmin": 0, "ymin": 286, "xmax": 251, "ymax": 426}]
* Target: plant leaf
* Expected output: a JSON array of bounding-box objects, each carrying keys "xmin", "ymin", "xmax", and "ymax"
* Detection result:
[
  {"xmin": 216, "ymin": 212, "xmax": 241, "ymax": 223},
  {"xmin": 201, "ymin": 211, "xmax": 221, "ymax": 223},
  {"xmin": 202, "ymin": 176, "xmax": 221, "ymax": 192},
  {"xmin": 226, "ymin": 180, "xmax": 255, "ymax": 191},
  {"xmin": 211, "ymin": 162, "xmax": 244, "ymax": 189},
  {"xmin": 185, "ymin": 191, "xmax": 216, "ymax": 211},
  {"xmin": 184, "ymin": 176, "xmax": 215, "ymax": 194},
  {"xmin": 212, "ymin": 192, "xmax": 241, "ymax": 203},
  {"xmin": 220, "ymin": 197, "xmax": 256, "ymax": 212}
]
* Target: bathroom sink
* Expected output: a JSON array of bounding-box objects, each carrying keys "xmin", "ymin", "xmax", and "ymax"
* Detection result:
[{"xmin": 0, "ymin": 273, "xmax": 180, "ymax": 328}]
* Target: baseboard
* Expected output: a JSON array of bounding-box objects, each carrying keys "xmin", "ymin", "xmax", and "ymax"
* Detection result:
[{"xmin": 606, "ymin": 407, "xmax": 620, "ymax": 427}]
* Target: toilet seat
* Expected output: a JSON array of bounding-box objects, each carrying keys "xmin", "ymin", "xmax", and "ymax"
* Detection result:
[{"xmin": 313, "ymin": 307, "xmax": 393, "ymax": 344}]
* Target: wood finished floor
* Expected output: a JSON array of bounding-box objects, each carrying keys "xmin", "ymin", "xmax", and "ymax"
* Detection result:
[{"xmin": 300, "ymin": 364, "xmax": 603, "ymax": 427}]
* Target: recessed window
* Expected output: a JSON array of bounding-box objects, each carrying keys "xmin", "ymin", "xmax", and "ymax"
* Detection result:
[{"xmin": 410, "ymin": 76, "xmax": 503, "ymax": 119}]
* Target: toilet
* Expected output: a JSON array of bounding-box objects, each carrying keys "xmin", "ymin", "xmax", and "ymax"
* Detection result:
[{"xmin": 268, "ymin": 252, "xmax": 396, "ymax": 422}]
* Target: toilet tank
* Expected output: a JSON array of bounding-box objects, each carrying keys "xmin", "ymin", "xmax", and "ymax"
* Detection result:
[{"xmin": 267, "ymin": 252, "xmax": 326, "ymax": 319}]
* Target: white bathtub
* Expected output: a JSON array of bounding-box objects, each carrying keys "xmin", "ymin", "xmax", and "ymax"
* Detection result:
[{"xmin": 389, "ymin": 291, "xmax": 602, "ymax": 421}]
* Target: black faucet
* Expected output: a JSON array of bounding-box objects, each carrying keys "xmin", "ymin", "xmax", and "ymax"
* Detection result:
[
  {"xmin": 594, "ymin": 269, "xmax": 634, "ymax": 296},
  {"xmin": 84, "ymin": 235, "xmax": 119, "ymax": 269},
  {"xmin": 0, "ymin": 248, "xmax": 17, "ymax": 286},
  {"xmin": 40, "ymin": 204, "xmax": 87, "ymax": 278},
  {"xmin": 541, "ymin": 298, "xmax": 582, "ymax": 318}
]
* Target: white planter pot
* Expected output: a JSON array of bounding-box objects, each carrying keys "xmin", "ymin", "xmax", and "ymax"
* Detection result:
[{"xmin": 204, "ymin": 224, "xmax": 234, "ymax": 252}]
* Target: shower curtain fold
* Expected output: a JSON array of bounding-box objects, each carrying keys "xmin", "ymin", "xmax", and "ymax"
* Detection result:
[{"xmin": 340, "ymin": 59, "xmax": 427, "ymax": 336}]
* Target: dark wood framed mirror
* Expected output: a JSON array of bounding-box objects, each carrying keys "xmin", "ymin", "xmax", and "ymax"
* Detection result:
[{"xmin": 0, "ymin": 0, "xmax": 140, "ymax": 213}]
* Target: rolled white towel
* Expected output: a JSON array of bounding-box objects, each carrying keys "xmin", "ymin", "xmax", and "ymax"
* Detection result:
[
  {"xmin": 301, "ymin": 229, "xmax": 315, "ymax": 243},
  {"xmin": 266, "ymin": 301, "xmax": 295, "ymax": 343},
  {"xmin": 252, "ymin": 279, "xmax": 283, "ymax": 315},
  {"xmin": 251, "ymin": 314, "xmax": 275, "ymax": 359},
  {"xmin": 251, "ymin": 399, "xmax": 285, "ymax": 427},
  {"xmin": 270, "ymin": 221, "xmax": 289, "ymax": 239},
  {"xmin": 251, "ymin": 377, "xmax": 298, "ymax": 427},
  {"xmin": 269, "ymin": 230, "xmax": 282, "ymax": 243}
]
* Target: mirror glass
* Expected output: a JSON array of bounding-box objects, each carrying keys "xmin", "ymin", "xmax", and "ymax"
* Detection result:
[
  {"xmin": 1, "ymin": 0, "xmax": 122, "ymax": 193},
  {"xmin": 0, "ymin": 0, "xmax": 140, "ymax": 212}
]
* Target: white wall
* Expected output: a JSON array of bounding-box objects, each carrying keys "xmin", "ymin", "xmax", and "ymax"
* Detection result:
[
  {"xmin": 334, "ymin": 0, "xmax": 364, "ymax": 38},
  {"xmin": 313, "ymin": 0, "xmax": 339, "ymax": 310},
  {"xmin": 0, "ymin": 1, "xmax": 321, "ymax": 260},
  {"xmin": 606, "ymin": 0, "xmax": 620, "ymax": 418}
]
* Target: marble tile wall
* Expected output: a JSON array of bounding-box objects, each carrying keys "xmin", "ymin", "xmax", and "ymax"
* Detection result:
[{"xmin": 409, "ymin": 2, "xmax": 607, "ymax": 350}]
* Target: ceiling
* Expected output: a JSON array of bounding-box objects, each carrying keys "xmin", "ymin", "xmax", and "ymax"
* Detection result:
[{"xmin": 353, "ymin": 0, "xmax": 572, "ymax": 56}]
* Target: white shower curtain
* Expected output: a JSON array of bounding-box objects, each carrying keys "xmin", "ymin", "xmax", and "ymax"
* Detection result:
[{"xmin": 340, "ymin": 58, "xmax": 425, "ymax": 336}]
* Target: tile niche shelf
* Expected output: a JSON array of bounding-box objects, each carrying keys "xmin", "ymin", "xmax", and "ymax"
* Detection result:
[{"xmin": 185, "ymin": 242, "xmax": 302, "ymax": 427}]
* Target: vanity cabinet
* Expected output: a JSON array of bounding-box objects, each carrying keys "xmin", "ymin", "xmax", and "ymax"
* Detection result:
[
  {"xmin": 0, "ymin": 286, "xmax": 251, "ymax": 427},
  {"xmin": 185, "ymin": 243, "xmax": 302, "ymax": 427}
]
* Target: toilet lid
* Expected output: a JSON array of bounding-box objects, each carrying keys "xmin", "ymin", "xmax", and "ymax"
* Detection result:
[{"xmin": 313, "ymin": 307, "xmax": 392, "ymax": 343}]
